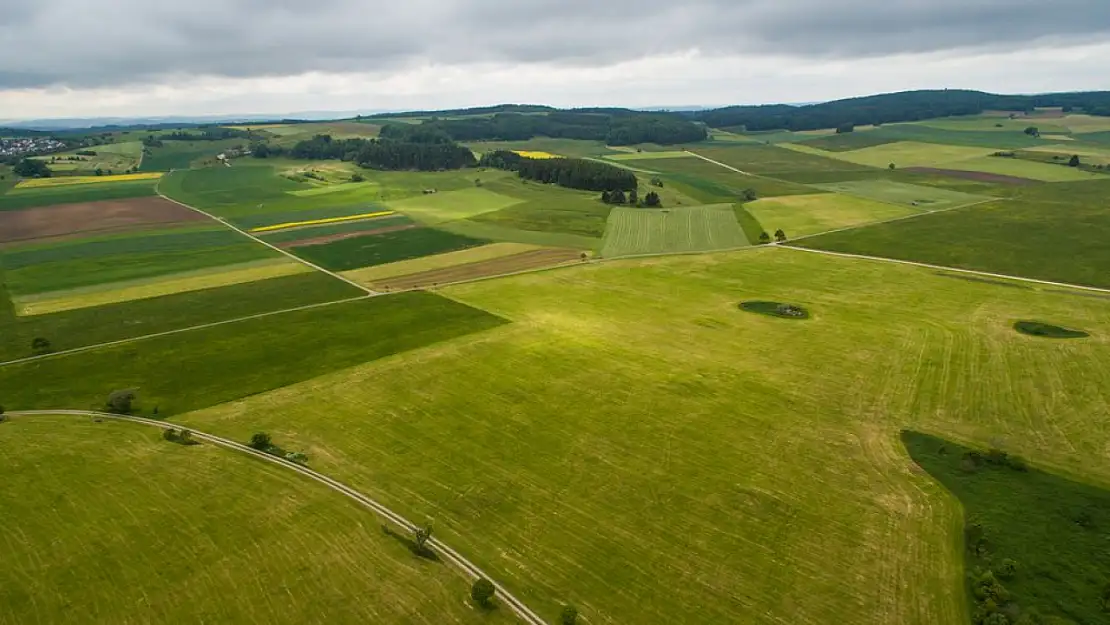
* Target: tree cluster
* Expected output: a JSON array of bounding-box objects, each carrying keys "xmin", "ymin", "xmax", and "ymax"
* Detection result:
[
  {"xmin": 247, "ymin": 432, "xmax": 309, "ymax": 464},
  {"xmin": 162, "ymin": 127, "xmax": 250, "ymax": 141},
  {"xmin": 479, "ymin": 150, "xmax": 637, "ymax": 192},
  {"xmin": 258, "ymin": 134, "xmax": 476, "ymax": 171},
  {"xmin": 13, "ymin": 158, "xmax": 51, "ymax": 178},
  {"xmin": 601, "ymin": 189, "xmax": 661, "ymax": 207},
  {"xmin": 694, "ymin": 89, "xmax": 1110, "ymax": 132},
  {"xmin": 407, "ymin": 111, "xmax": 706, "ymax": 145}
]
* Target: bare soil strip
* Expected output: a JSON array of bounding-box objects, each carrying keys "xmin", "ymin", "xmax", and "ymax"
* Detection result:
[
  {"xmin": 0, "ymin": 197, "xmax": 208, "ymax": 244},
  {"xmin": 373, "ymin": 248, "xmax": 582, "ymax": 291},
  {"xmin": 281, "ymin": 224, "xmax": 418, "ymax": 249},
  {"xmin": 902, "ymin": 167, "xmax": 1038, "ymax": 185}
]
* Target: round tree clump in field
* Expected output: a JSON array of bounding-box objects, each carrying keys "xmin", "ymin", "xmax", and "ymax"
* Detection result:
[
  {"xmin": 1013, "ymin": 321, "xmax": 1089, "ymax": 339},
  {"xmin": 739, "ymin": 301, "xmax": 810, "ymax": 320}
]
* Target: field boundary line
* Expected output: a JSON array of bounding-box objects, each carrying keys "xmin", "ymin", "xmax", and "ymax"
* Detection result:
[
  {"xmin": 778, "ymin": 245, "xmax": 1110, "ymax": 294},
  {"xmin": 8, "ymin": 410, "xmax": 547, "ymax": 625},
  {"xmin": 0, "ymin": 295, "xmax": 370, "ymax": 368},
  {"xmin": 156, "ymin": 175, "xmax": 375, "ymax": 295},
  {"xmin": 783, "ymin": 197, "xmax": 998, "ymax": 244}
]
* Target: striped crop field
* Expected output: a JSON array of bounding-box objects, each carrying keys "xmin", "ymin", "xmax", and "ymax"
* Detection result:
[
  {"xmin": 249, "ymin": 210, "xmax": 395, "ymax": 233},
  {"xmin": 14, "ymin": 172, "xmax": 164, "ymax": 189},
  {"xmin": 600, "ymin": 204, "xmax": 748, "ymax": 257}
]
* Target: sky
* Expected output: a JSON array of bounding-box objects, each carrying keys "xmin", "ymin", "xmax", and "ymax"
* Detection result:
[{"xmin": 2, "ymin": 0, "xmax": 1109, "ymax": 120}]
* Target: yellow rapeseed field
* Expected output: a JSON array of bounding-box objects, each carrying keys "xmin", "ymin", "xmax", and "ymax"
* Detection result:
[
  {"xmin": 15, "ymin": 172, "xmax": 163, "ymax": 189},
  {"xmin": 250, "ymin": 210, "xmax": 395, "ymax": 233},
  {"xmin": 513, "ymin": 150, "xmax": 560, "ymax": 159}
]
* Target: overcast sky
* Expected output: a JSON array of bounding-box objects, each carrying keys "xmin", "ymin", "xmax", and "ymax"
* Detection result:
[{"xmin": 2, "ymin": 0, "xmax": 1109, "ymax": 120}]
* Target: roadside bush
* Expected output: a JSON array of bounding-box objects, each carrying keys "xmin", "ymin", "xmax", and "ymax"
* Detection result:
[
  {"xmin": 31, "ymin": 337, "xmax": 52, "ymax": 355},
  {"xmin": 471, "ymin": 578, "xmax": 496, "ymax": 608},
  {"xmin": 561, "ymin": 605, "xmax": 579, "ymax": 625},
  {"xmin": 162, "ymin": 428, "xmax": 197, "ymax": 446},
  {"xmin": 106, "ymin": 389, "xmax": 136, "ymax": 414}
]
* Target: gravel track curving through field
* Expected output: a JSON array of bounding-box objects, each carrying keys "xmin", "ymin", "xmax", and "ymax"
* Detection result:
[{"xmin": 8, "ymin": 410, "xmax": 548, "ymax": 625}]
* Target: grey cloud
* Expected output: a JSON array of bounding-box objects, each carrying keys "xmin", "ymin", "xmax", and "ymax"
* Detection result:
[{"xmin": 1, "ymin": 0, "xmax": 1108, "ymax": 89}]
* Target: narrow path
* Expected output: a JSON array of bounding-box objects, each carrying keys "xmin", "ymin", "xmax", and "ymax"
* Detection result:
[
  {"xmin": 779, "ymin": 245, "xmax": 1110, "ymax": 295},
  {"xmin": 156, "ymin": 175, "xmax": 375, "ymax": 295},
  {"xmin": 684, "ymin": 150, "xmax": 753, "ymax": 175},
  {"xmin": 8, "ymin": 410, "xmax": 549, "ymax": 625}
]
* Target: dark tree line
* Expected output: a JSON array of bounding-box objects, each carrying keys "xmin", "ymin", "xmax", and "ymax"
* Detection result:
[
  {"xmin": 694, "ymin": 89, "xmax": 1110, "ymax": 132},
  {"xmin": 479, "ymin": 150, "xmax": 637, "ymax": 191},
  {"xmin": 13, "ymin": 158, "xmax": 51, "ymax": 178},
  {"xmin": 162, "ymin": 127, "xmax": 251, "ymax": 141},
  {"xmin": 256, "ymin": 134, "xmax": 476, "ymax": 171},
  {"xmin": 402, "ymin": 111, "xmax": 706, "ymax": 145}
]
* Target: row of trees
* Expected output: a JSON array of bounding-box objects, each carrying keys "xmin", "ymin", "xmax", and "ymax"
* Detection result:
[
  {"xmin": 694, "ymin": 89, "xmax": 1110, "ymax": 132},
  {"xmin": 255, "ymin": 134, "xmax": 476, "ymax": 171},
  {"xmin": 403, "ymin": 112, "xmax": 707, "ymax": 145},
  {"xmin": 601, "ymin": 189, "xmax": 661, "ymax": 207},
  {"xmin": 479, "ymin": 150, "xmax": 637, "ymax": 191}
]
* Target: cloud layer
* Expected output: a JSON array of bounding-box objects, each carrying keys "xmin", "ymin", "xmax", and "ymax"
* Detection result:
[{"xmin": 3, "ymin": 0, "xmax": 1109, "ymax": 89}]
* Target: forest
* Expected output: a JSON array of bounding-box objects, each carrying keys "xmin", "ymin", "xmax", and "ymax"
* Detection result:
[
  {"xmin": 694, "ymin": 89, "xmax": 1110, "ymax": 132},
  {"xmin": 401, "ymin": 112, "xmax": 707, "ymax": 146},
  {"xmin": 479, "ymin": 150, "xmax": 637, "ymax": 191},
  {"xmin": 254, "ymin": 134, "xmax": 476, "ymax": 171}
]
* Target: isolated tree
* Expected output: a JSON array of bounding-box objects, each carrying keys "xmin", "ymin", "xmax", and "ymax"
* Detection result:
[
  {"xmin": 106, "ymin": 389, "xmax": 135, "ymax": 414},
  {"xmin": 1024, "ymin": 126, "xmax": 1040, "ymax": 137},
  {"xmin": 758, "ymin": 231, "xmax": 771, "ymax": 245},
  {"xmin": 162, "ymin": 428, "xmax": 178, "ymax": 442},
  {"xmin": 31, "ymin": 337, "xmax": 52, "ymax": 354},
  {"xmin": 649, "ymin": 176, "xmax": 664, "ymax": 188},
  {"xmin": 249, "ymin": 432, "xmax": 273, "ymax": 451},
  {"xmin": 600, "ymin": 190, "xmax": 611, "ymax": 203},
  {"xmin": 471, "ymin": 578, "xmax": 496, "ymax": 608},
  {"xmin": 774, "ymin": 229, "xmax": 787, "ymax": 242},
  {"xmin": 179, "ymin": 430, "xmax": 194, "ymax": 445},
  {"xmin": 350, "ymin": 172, "xmax": 365, "ymax": 182},
  {"xmin": 94, "ymin": 168, "xmax": 104, "ymax": 176},
  {"xmin": 610, "ymin": 190, "xmax": 627, "ymax": 205},
  {"xmin": 644, "ymin": 191, "xmax": 662, "ymax": 207},
  {"xmin": 560, "ymin": 605, "xmax": 579, "ymax": 625},
  {"xmin": 1069, "ymin": 154, "xmax": 1081, "ymax": 167},
  {"xmin": 888, "ymin": 162, "xmax": 897, "ymax": 170},
  {"xmin": 742, "ymin": 188, "xmax": 758, "ymax": 202},
  {"xmin": 628, "ymin": 189, "xmax": 639, "ymax": 206},
  {"xmin": 413, "ymin": 524, "xmax": 433, "ymax": 550}
]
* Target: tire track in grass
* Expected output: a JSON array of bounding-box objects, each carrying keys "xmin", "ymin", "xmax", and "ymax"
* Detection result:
[{"xmin": 9, "ymin": 410, "xmax": 548, "ymax": 625}]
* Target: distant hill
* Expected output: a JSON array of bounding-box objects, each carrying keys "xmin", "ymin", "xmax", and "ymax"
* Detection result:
[{"xmin": 693, "ymin": 89, "xmax": 1110, "ymax": 132}]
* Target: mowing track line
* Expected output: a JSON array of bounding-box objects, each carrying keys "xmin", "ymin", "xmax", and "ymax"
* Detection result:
[{"xmin": 8, "ymin": 410, "xmax": 548, "ymax": 625}]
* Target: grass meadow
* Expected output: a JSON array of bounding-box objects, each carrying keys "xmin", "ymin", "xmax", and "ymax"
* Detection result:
[
  {"xmin": 0, "ymin": 292, "xmax": 504, "ymax": 415},
  {"xmin": 600, "ymin": 204, "xmax": 748, "ymax": 257},
  {"xmin": 810, "ymin": 179, "xmax": 990, "ymax": 210},
  {"xmin": 0, "ymin": 271, "xmax": 362, "ymax": 362},
  {"xmin": 290, "ymin": 228, "xmax": 488, "ymax": 271},
  {"xmin": 0, "ymin": 415, "xmax": 513, "ymax": 625},
  {"xmin": 0, "ymin": 179, "xmax": 157, "ymax": 210},
  {"xmin": 173, "ymin": 248, "xmax": 1110, "ymax": 625},
  {"xmin": 799, "ymin": 178, "xmax": 1110, "ymax": 288},
  {"xmin": 341, "ymin": 242, "xmax": 543, "ymax": 285},
  {"xmin": 745, "ymin": 193, "xmax": 916, "ymax": 238}
]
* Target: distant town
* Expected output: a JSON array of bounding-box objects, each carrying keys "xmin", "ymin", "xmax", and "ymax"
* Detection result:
[{"xmin": 0, "ymin": 136, "xmax": 67, "ymax": 157}]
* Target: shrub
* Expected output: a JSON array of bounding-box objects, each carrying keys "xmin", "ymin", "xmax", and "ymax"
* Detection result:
[
  {"xmin": 31, "ymin": 337, "xmax": 52, "ymax": 355},
  {"xmin": 285, "ymin": 451, "xmax": 308, "ymax": 464},
  {"xmin": 758, "ymin": 231, "xmax": 771, "ymax": 244},
  {"xmin": 248, "ymin": 432, "xmax": 273, "ymax": 451},
  {"xmin": 471, "ymin": 578, "xmax": 496, "ymax": 608},
  {"xmin": 106, "ymin": 389, "xmax": 136, "ymax": 414},
  {"xmin": 560, "ymin": 605, "xmax": 579, "ymax": 625},
  {"xmin": 742, "ymin": 188, "xmax": 758, "ymax": 202},
  {"xmin": 351, "ymin": 172, "xmax": 365, "ymax": 182}
]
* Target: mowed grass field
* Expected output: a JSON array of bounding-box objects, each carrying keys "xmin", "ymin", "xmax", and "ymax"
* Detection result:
[
  {"xmin": 0, "ymin": 415, "xmax": 513, "ymax": 625},
  {"xmin": 600, "ymin": 204, "xmax": 748, "ymax": 257},
  {"xmin": 799, "ymin": 178, "xmax": 1110, "ymax": 288},
  {"xmin": 745, "ymin": 193, "xmax": 916, "ymax": 237},
  {"xmin": 0, "ymin": 292, "xmax": 504, "ymax": 414},
  {"xmin": 174, "ymin": 248, "xmax": 1110, "ymax": 625},
  {"xmin": 785, "ymin": 141, "xmax": 997, "ymax": 169},
  {"xmin": 812, "ymin": 179, "xmax": 990, "ymax": 210}
]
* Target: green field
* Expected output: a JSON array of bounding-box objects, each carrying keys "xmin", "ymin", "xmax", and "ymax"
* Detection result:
[
  {"xmin": 941, "ymin": 155, "xmax": 1104, "ymax": 182},
  {"xmin": 141, "ymin": 139, "xmax": 246, "ymax": 172},
  {"xmin": 464, "ymin": 138, "xmax": 616, "ymax": 158},
  {"xmin": 812, "ymin": 179, "xmax": 990, "ymax": 210},
  {"xmin": 386, "ymin": 187, "xmax": 523, "ymax": 224},
  {"xmin": 171, "ymin": 249, "xmax": 1110, "ymax": 625},
  {"xmin": 693, "ymin": 144, "xmax": 877, "ymax": 175},
  {"xmin": 437, "ymin": 220, "xmax": 602, "ymax": 250},
  {"xmin": 0, "ymin": 271, "xmax": 360, "ymax": 362},
  {"xmin": 796, "ymin": 132, "xmax": 902, "ymax": 152},
  {"xmin": 256, "ymin": 214, "xmax": 415, "ymax": 243},
  {"xmin": 646, "ymin": 156, "xmax": 815, "ymax": 201},
  {"xmin": 1, "ymin": 228, "xmax": 241, "ymax": 269},
  {"xmin": 604, "ymin": 150, "xmax": 696, "ymax": 161},
  {"xmin": 0, "ymin": 415, "xmax": 511, "ymax": 625},
  {"xmin": 0, "ymin": 292, "xmax": 503, "ymax": 415},
  {"xmin": 290, "ymin": 228, "xmax": 488, "ymax": 271},
  {"xmin": 905, "ymin": 432, "xmax": 1110, "ymax": 625},
  {"xmin": 792, "ymin": 141, "xmax": 997, "ymax": 169},
  {"xmin": 0, "ymin": 179, "xmax": 157, "ymax": 211},
  {"xmin": 468, "ymin": 178, "xmax": 614, "ymax": 238},
  {"xmin": 746, "ymin": 193, "xmax": 916, "ymax": 238},
  {"xmin": 600, "ymin": 204, "xmax": 748, "ymax": 257},
  {"xmin": 798, "ymin": 178, "xmax": 1110, "ymax": 288},
  {"xmin": 5, "ymin": 242, "xmax": 279, "ymax": 296}
]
